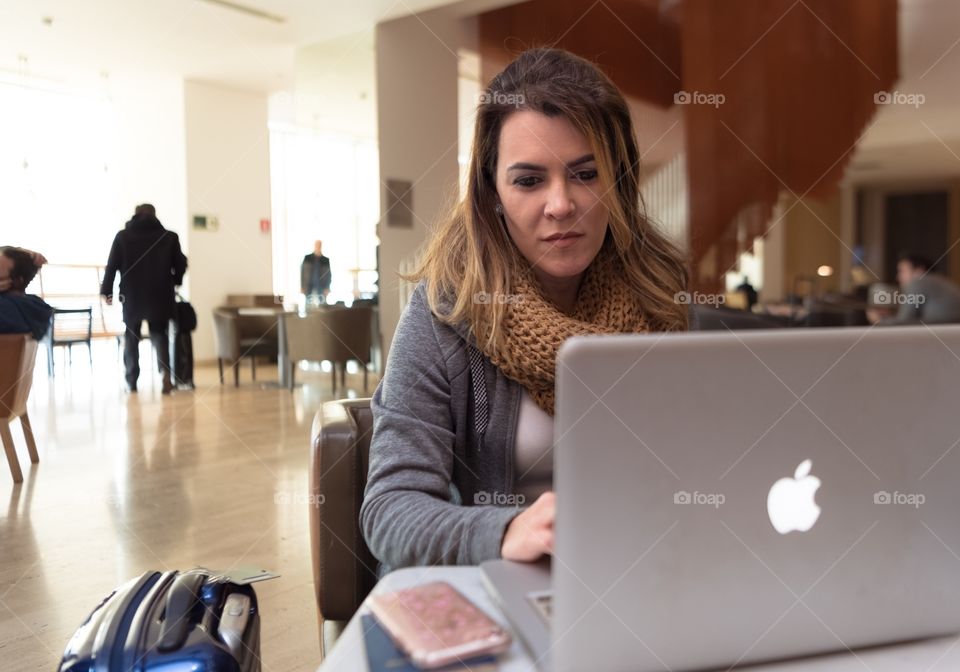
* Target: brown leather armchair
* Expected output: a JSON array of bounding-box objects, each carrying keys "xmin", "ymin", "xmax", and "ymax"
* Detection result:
[
  {"xmin": 212, "ymin": 308, "xmax": 281, "ymax": 386},
  {"xmin": 0, "ymin": 334, "xmax": 41, "ymax": 482},
  {"xmin": 310, "ymin": 398, "xmax": 378, "ymax": 656}
]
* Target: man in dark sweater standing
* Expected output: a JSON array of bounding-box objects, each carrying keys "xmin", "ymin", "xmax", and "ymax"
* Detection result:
[
  {"xmin": 100, "ymin": 204, "xmax": 187, "ymax": 394},
  {"xmin": 300, "ymin": 240, "xmax": 331, "ymax": 304}
]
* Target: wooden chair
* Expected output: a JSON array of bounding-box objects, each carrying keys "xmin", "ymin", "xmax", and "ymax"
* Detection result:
[{"xmin": 0, "ymin": 334, "xmax": 40, "ymax": 483}]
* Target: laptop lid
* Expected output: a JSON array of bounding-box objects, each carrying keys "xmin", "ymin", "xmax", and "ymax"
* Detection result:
[{"xmin": 552, "ymin": 325, "xmax": 960, "ymax": 672}]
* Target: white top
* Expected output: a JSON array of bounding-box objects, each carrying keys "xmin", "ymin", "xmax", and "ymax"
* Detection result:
[{"xmin": 512, "ymin": 388, "xmax": 554, "ymax": 504}]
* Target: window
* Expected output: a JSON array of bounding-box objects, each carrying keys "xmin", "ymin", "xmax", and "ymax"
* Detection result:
[{"xmin": 268, "ymin": 124, "xmax": 379, "ymax": 306}]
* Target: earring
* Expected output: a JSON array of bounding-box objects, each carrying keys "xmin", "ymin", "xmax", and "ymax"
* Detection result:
[{"xmin": 495, "ymin": 203, "xmax": 504, "ymax": 216}]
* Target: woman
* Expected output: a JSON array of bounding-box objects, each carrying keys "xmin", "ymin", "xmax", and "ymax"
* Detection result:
[{"xmin": 360, "ymin": 48, "xmax": 690, "ymax": 573}]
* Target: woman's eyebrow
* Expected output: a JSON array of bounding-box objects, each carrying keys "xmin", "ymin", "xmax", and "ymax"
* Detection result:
[{"xmin": 506, "ymin": 154, "xmax": 595, "ymax": 172}]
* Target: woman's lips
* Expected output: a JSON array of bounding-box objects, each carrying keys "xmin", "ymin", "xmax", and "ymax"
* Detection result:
[{"xmin": 543, "ymin": 233, "xmax": 583, "ymax": 248}]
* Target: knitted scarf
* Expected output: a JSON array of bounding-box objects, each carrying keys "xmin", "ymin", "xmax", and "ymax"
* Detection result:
[{"xmin": 485, "ymin": 255, "xmax": 648, "ymax": 416}]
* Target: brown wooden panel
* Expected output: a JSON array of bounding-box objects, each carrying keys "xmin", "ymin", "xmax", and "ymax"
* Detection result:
[
  {"xmin": 478, "ymin": 0, "xmax": 682, "ymax": 108},
  {"xmin": 682, "ymin": 0, "xmax": 897, "ymax": 288}
]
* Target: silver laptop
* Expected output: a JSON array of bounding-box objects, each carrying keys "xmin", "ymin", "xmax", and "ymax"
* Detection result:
[{"xmin": 482, "ymin": 325, "xmax": 960, "ymax": 671}]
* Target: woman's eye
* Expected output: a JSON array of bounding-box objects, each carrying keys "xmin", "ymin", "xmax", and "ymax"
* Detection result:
[
  {"xmin": 514, "ymin": 176, "xmax": 541, "ymax": 188},
  {"xmin": 573, "ymin": 169, "xmax": 598, "ymax": 182}
]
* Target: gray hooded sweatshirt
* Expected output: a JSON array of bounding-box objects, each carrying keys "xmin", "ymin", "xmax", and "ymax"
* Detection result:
[
  {"xmin": 360, "ymin": 280, "xmax": 693, "ymax": 573},
  {"xmin": 360, "ymin": 282, "xmax": 524, "ymax": 573}
]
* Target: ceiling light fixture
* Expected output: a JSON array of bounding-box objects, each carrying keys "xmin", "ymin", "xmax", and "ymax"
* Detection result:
[{"xmin": 195, "ymin": 0, "xmax": 286, "ymax": 23}]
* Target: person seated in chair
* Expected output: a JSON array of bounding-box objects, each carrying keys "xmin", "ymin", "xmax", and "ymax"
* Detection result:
[
  {"xmin": 867, "ymin": 253, "xmax": 960, "ymax": 325},
  {"xmin": 0, "ymin": 246, "xmax": 51, "ymax": 339},
  {"xmin": 360, "ymin": 49, "xmax": 692, "ymax": 574}
]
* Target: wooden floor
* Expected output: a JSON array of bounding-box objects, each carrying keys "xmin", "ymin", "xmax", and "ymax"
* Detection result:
[{"xmin": 0, "ymin": 342, "xmax": 378, "ymax": 671}]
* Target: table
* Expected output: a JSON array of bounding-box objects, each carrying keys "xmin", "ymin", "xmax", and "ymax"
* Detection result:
[{"xmin": 317, "ymin": 566, "xmax": 960, "ymax": 671}]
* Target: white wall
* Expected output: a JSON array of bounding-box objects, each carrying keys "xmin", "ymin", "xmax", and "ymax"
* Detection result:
[
  {"xmin": 111, "ymin": 73, "xmax": 190, "ymax": 242},
  {"xmin": 376, "ymin": 8, "xmax": 465, "ymax": 360},
  {"xmin": 2, "ymin": 71, "xmax": 187, "ymax": 264},
  {"xmin": 183, "ymin": 80, "xmax": 273, "ymax": 361},
  {"xmin": 290, "ymin": 30, "xmax": 377, "ymax": 137}
]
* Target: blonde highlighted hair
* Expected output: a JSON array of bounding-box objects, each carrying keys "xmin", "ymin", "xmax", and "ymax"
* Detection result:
[{"xmin": 405, "ymin": 48, "xmax": 689, "ymax": 350}]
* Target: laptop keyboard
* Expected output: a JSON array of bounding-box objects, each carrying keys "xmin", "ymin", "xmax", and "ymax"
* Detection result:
[{"xmin": 527, "ymin": 590, "xmax": 554, "ymax": 625}]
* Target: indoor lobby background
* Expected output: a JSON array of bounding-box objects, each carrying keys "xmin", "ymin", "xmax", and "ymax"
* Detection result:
[{"xmin": 2, "ymin": 0, "xmax": 960, "ymax": 670}]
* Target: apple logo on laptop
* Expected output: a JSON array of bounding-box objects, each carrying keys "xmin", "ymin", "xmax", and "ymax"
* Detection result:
[{"xmin": 767, "ymin": 459, "xmax": 822, "ymax": 534}]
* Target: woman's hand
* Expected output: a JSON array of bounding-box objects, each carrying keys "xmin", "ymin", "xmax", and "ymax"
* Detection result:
[{"xmin": 501, "ymin": 491, "xmax": 555, "ymax": 562}]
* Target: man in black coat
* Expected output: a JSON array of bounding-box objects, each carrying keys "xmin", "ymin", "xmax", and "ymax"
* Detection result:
[
  {"xmin": 300, "ymin": 240, "xmax": 331, "ymax": 304},
  {"xmin": 100, "ymin": 204, "xmax": 188, "ymax": 394}
]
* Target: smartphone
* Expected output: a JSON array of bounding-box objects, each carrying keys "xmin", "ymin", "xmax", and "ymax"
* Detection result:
[{"xmin": 368, "ymin": 581, "xmax": 512, "ymax": 669}]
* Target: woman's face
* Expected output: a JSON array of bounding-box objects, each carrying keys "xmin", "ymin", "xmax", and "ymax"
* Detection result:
[{"xmin": 494, "ymin": 110, "xmax": 609, "ymax": 290}]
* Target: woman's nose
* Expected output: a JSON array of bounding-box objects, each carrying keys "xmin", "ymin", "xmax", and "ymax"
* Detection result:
[{"xmin": 544, "ymin": 180, "xmax": 576, "ymax": 220}]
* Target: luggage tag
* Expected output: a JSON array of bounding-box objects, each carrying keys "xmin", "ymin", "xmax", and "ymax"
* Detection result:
[{"xmin": 199, "ymin": 566, "xmax": 281, "ymax": 585}]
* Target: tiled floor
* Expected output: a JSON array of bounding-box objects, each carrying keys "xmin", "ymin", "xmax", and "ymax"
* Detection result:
[{"xmin": 0, "ymin": 341, "xmax": 377, "ymax": 671}]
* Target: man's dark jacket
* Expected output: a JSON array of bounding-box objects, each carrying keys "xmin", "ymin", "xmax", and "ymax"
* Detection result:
[
  {"xmin": 301, "ymin": 253, "xmax": 331, "ymax": 294},
  {"xmin": 100, "ymin": 215, "xmax": 188, "ymax": 323}
]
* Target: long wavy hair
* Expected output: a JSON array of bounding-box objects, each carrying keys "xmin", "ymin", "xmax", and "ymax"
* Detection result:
[{"xmin": 405, "ymin": 48, "xmax": 690, "ymax": 351}]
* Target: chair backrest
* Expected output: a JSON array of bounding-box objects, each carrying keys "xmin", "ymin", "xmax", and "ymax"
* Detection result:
[
  {"xmin": 310, "ymin": 398, "xmax": 377, "ymax": 623},
  {"xmin": 235, "ymin": 313, "xmax": 281, "ymax": 349},
  {"xmin": 0, "ymin": 334, "xmax": 39, "ymax": 422},
  {"xmin": 286, "ymin": 307, "xmax": 372, "ymax": 366},
  {"xmin": 325, "ymin": 307, "xmax": 373, "ymax": 365},
  {"xmin": 49, "ymin": 307, "xmax": 93, "ymax": 344},
  {"xmin": 212, "ymin": 310, "xmax": 241, "ymax": 360},
  {"xmin": 692, "ymin": 305, "xmax": 789, "ymax": 330},
  {"xmin": 286, "ymin": 313, "xmax": 333, "ymax": 363},
  {"xmin": 225, "ymin": 294, "xmax": 284, "ymax": 308},
  {"xmin": 212, "ymin": 309, "xmax": 281, "ymax": 359}
]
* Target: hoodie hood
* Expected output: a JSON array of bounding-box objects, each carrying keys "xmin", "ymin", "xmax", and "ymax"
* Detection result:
[{"xmin": 125, "ymin": 214, "xmax": 164, "ymax": 231}]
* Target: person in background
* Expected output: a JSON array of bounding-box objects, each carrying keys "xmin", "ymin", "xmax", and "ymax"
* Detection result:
[
  {"xmin": 301, "ymin": 240, "xmax": 332, "ymax": 304},
  {"xmin": 100, "ymin": 204, "xmax": 187, "ymax": 394},
  {"xmin": 0, "ymin": 246, "xmax": 52, "ymax": 339},
  {"xmin": 735, "ymin": 276, "xmax": 759, "ymax": 311},
  {"xmin": 867, "ymin": 252, "xmax": 960, "ymax": 325}
]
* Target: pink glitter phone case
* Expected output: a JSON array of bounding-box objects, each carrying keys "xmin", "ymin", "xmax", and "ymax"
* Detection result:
[{"xmin": 368, "ymin": 581, "xmax": 512, "ymax": 669}]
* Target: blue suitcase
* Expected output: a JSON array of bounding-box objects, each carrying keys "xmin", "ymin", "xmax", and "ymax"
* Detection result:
[{"xmin": 59, "ymin": 569, "xmax": 261, "ymax": 672}]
